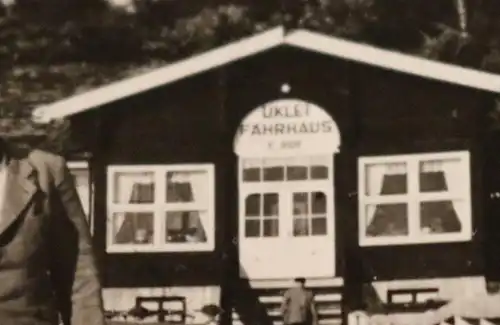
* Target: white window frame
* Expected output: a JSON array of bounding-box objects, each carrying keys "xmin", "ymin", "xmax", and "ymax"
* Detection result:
[
  {"xmin": 106, "ymin": 164, "xmax": 215, "ymax": 253},
  {"xmin": 238, "ymin": 156, "xmax": 335, "ymax": 240},
  {"xmin": 67, "ymin": 161, "xmax": 94, "ymax": 235},
  {"xmin": 358, "ymin": 151, "xmax": 472, "ymax": 247}
]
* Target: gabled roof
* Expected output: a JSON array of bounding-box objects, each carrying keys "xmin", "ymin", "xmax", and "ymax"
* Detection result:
[{"xmin": 32, "ymin": 26, "xmax": 500, "ymax": 123}]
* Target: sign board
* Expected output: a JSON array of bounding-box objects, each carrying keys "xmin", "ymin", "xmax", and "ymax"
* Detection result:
[{"xmin": 233, "ymin": 99, "xmax": 341, "ymax": 157}]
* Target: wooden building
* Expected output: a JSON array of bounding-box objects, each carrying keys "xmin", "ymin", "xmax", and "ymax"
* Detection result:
[{"xmin": 33, "ymin": 26, "xmax": 500, "ymax": 325}]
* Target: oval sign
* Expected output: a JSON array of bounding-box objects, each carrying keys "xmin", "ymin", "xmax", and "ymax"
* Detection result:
[{"xmin": 233, "ymin": 99, "xmax": 341, "ymax": 158}]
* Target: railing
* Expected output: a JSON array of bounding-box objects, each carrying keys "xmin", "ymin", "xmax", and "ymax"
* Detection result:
[
  {"xmin": 348, "ymin": 286, "xmax": 500, "ymax": 325},
  {"xmin": 348, "ymin": 309, "xmax": 500, "ymax": 325},
  {"xmin": 104, "ymin": 297, "xmax": 223, "ymax": 325}
]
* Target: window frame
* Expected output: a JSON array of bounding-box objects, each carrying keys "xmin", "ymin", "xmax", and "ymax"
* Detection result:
[
  {"xmin": 238, "ymin": 156, "xmax": 335, "ymax": 241},
  {"xmin": 358, "ymin": 151, "xmax": 472, "ymax": 247},
  {"xmin": 106, "ymin": 164, "xmax": 215, "ymax": 253}
]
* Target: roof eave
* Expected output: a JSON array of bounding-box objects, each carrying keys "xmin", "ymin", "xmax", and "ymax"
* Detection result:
[
  {"xmin": 285, "ymin": 30, "xmax": 500, "ymax": 93},
  {"xmin": 32, "ymin": 27, "xmax": 500, "ymax": 123},
  {"xmin": 32, "ymin": 25, "xmax": 287, "ymax": 123}
]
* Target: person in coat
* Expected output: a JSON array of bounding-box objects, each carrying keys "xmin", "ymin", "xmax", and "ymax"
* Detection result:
[
  {"xmin": 280, "ymin": 277, "xmax": 318, "ymax": 325},
  {"xmin": 0, "ymin": 136, "xmax": 104, "ymax": 325}
]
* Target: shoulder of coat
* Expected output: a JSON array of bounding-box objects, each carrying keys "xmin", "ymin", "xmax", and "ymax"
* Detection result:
[
  {"xmin": 29, "ymin": 149, "xmax": 64, "ymax": 165},
  {"xmin": 27, "ymin": 149, "xmax": 66, "ymax": 175}
]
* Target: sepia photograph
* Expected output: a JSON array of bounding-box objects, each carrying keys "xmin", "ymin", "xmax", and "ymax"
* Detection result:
[{"xmin": 1, "ymin": 0, "xmax": 500, "ymax": 324}]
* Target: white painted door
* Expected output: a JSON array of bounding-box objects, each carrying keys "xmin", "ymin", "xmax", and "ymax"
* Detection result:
[
  {"xmin": 283, "ymin": 183, "xmax": 335, "ymax": 278},
  {"xmin": 238, "ymin": 158, "xmax": 336, "ymax": 280},
  {"xmin": 233, "ymin": 99, "xmax": 341, "ymax": 280},
  {"xmin": 239, "ymin": 188, "xmax": 286, "ymax": 279}
]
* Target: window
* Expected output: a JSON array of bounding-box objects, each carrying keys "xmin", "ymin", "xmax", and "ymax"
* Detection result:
[
  {"xmin": 292, "ymin": 191, "xmax": 328, "ymax": 237},
  {"xmin": 241, "ymin": 156, "xmax": 330, "ymax": 183},
  {"xmin": 358, "ymin": 151, "xmax": 471, "ymax": 246},
  {"xmin": 67, "ymin": 161, "xmax": 93, "ymax": 233},
  {"xmin": 244, "ymin": 192, "xmax": 280, "ymax": 238},
  {"xmin": 107, "ymin": 164, "xmax": 215, "ymax": 252},
  {"xmin": 239, "ymin": 156, "xmax": 333, "ymax": 240}
]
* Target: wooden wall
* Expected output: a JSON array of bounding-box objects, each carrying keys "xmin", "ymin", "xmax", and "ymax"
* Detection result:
[{"xmin": 69, "ymin": 45, "xmax": 495, "ymax": 313}]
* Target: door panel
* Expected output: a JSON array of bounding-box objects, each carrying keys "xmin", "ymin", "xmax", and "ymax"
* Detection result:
[
  {"xmin": 239, "ymin": 190, "xmax": 286, "ymax": 279},
  {"xmin": 239, "ymin": 181, "xmax": 335, "ymax": 279},
  {"xmin": 286, "ymin": 187, "xmax": 335, "ymax": 278}
]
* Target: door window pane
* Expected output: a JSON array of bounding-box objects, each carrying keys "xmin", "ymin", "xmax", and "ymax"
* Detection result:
[
  {"xmin": 293, "ymin": 218, "xmax": 309, "ymax": 236},
  {"xmin": 263, "ymin": 167, "xmax": 284, "ymax": 181},
  {"xmin": 263, "ymin": 219, "xmax": 279, "ymax": 237},
  {"xmin": 287, "ymin": 166, "xmax": 308, "ymax": 180},
  {"xmin": 292, "ymin": 191, "xmax": 329, "ymax": 237},
  {"xmin": 312, "ymin": 217, "xmax": 327, "ymax": 235},
  {"xmin": 263, "ymin": 193, "xmax": 279, "ymax": 217},
  {"xmin": 112, "ymin": 212, "xmax": 154, "ymax": 244},
  {"xmin": 245, "ymin": 220, "xmax": 260, "ymax": 237},
  {"xmin": 245, "ymin": 194, "xmax": 261, "ymax": 217},
  {"xmin": 113, "ymin": 172, "xmax": 155, "ymax": 204},
  {"xmin": 365, "ymin": 203, "xmax": 408, "ymax": 237},
  {"xmin": 242, "ymin": 159, "xmax": 261, "ymax": 182},
  {"xmin": 165, "ymin": 211, "xmax": 207, "ymax": 243},
  {"xmin": 263, "ymin": 159, "xmax": 285, "ymax": 181},
  {"xmin": 310, "ymin": 156, "xmax": 330, "ymax": 180},
  {"xmin": 312, "ymin": 192, "xmax": 326, "ymax": 214},
  {"xmin": 293, "ymin": 192, "xmax": 308, "ymax": 216},
  {"xmin": 286, "ymin": 157, "xmax": 309, "ymax": 181}
]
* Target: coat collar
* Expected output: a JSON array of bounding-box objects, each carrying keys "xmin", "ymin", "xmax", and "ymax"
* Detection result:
[{"xmin": 0, "ymin": 143, "xmax": 37, "ymax": 237}]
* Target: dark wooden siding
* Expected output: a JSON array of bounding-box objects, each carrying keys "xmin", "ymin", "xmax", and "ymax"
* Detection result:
[
  {"xmin": 352, "ymin": 64, "xmax": 488, "ymax": 281},
  {"xmin": 223, "ymin": 46, "xmax": 490, "ymax": 282},
  {"xmin": 483, "ymin": 130, "xmax": 500, "ymax": 282},
  {"xmin": 224, "ymin": 46, "xmax": 355, "ymax": 279},
  {"xmin": 69, "ymin": 45, "xmax": 493, "ymax": 290},
  {"xmin": 91, "ymin": 71, "xmax": 229, "ymax": 288}
]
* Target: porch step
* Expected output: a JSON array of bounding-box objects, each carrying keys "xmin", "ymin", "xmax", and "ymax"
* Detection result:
[
  {"xmin": 233, "ymin": 307, "xmax": 343, "ymax": 319},
  {"xmin": 232, "ymin": 320, "xmax": 343, "ymax": 325},
  {"xmin": 249, "ymin": 277, "xmax": 344, "ymax": 289},
  {"xmin": 271, "ymin": 319, "xmax": 343, "ymax": 325},
  {"xmin": 259, "ymin": 293, "xmax": 342, "ymax": 304},
  {"xmin": 266, "ymin": 308, "xmax": 342, "ymax": 317},
  {"xmin": 231, "ymin": 278, "xmax": 344, "ymax": 325}
]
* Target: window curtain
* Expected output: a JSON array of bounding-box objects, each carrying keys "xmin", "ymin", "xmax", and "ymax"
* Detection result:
[
  {"xmin": 365, "ymin": 164, "xmax": 386, "ymax": 198},
  {"xmin": 167, "ymin": 172, "xmax": 208, "ymax": 242},
  {"xmin": 420, "ymin": 161, "xmax": 462, "ymax": 233},
  {"xmin": 114, "ymin": 174, "xmax": 155, "ymax": 244},
  {"xmin": 293, "ymin": 193, "xmax": 309, "ymax": 236},
  {"xmin": 366, "ymin": 163, "xmax": 408, "ymax": 237},
  {"xmin": 71, "ymin": 170, "xmax": 90, "ymax": 219},
  {"xmin": 263, "ymin": 193, "xmax": 279, "ymax": 237}
]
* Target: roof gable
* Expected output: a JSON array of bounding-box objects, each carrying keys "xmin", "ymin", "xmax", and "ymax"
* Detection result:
[{"xmin": 32, "ymin": 26, "xmax": 500, "ymax": 123}]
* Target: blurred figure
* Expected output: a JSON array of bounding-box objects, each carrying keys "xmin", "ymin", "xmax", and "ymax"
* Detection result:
[
  {"xmin": 280, "ymin": 277, "xmax": 318, "ymax": 325},
  {"xmin": 0, "ymin": 135, "xmax": 104, "ymax": 325}
]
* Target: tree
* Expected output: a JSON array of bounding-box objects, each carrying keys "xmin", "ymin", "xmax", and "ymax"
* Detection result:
[
  {"xmin": 12, "ymin": 0, "xmax": 109, "ymax": 23},
  {"xmin": 2, "ymin": 0, "xmax": 500, "ymax": 154}
]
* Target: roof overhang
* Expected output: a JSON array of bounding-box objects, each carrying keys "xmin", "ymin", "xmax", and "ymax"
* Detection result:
[{"xmin": 32, "ymin": 26, "xmax": 500, "ymax": 123}]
